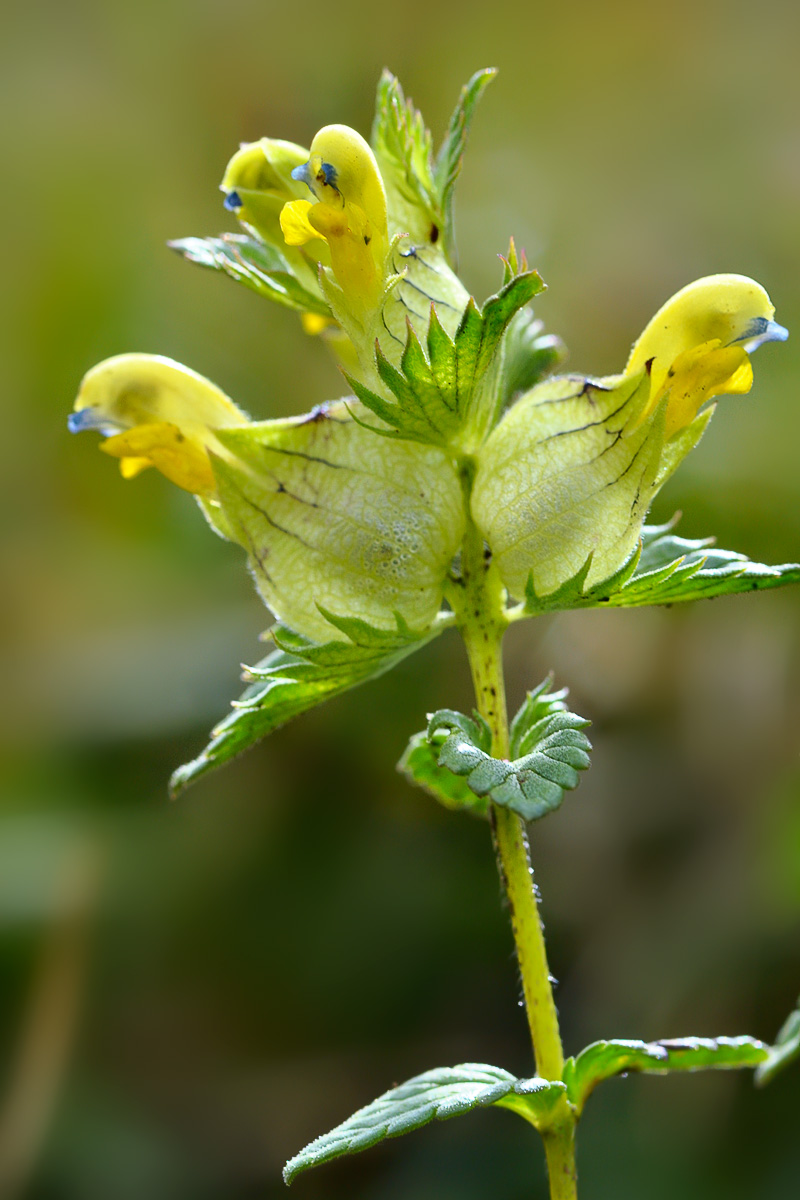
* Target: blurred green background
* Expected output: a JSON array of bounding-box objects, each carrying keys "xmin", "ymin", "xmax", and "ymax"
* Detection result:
[{"xmin": 2, "ymin": 0, "xmax": 800, "ymax": 1196}]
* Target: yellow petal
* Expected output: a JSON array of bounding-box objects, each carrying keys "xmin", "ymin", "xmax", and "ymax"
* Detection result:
[
  {"xmin": 280, "ymin": 199, "xmax": 325, "ymax": 247},
  {"xmin": 119, "ymin": 456, "xmax": 152, "ymax": 479},
  {"xmin": 303, "ymin": 125, "xmax": 388, "ymax": 259},
  {"xmin": 287, "ymin": 125, "xmax": 389, "ymax": 314},
  {"xmin": 627, "ymin": 274, "xmax": 775, "ymax": 397},
  {"xmin": 102, "ymin": 422, "xmax": 217, "ymax": 495},
  {"xmin": 658, "ymin": 342, "xmax": 753, "ymax": 438},
  {"xmin": 301, "ymin": 312, "xmax": 333, "ymax": 336},
  {"xmin": 310, "ymin": 202, "xmax": 382, "ymax": 310}
]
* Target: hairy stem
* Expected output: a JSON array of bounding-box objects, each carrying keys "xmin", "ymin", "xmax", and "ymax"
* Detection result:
[
  {"xmin": 451, "ymin": 459, "xmax": 577, "ymax": 1199},
  {"xmin": 461, "ymin": 623, "xmax": 564, "ymax": 1081},
  {"xmin": 543, "ymin": 1120, "xmax": 578, "ymax": 1200}
]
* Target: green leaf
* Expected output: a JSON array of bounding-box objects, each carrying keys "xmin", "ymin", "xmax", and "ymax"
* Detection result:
[
  {"xmin": 371, "ymin": 71, "xmax": 440, "ymax": 247},
  {"xmin": 349, "ymin": 267, "xmax": 545, "ymax": 451},
  {"xmin": 755, "ymin": 997, "xmax": 800, "ymax": 1086},
  {"xmin": 564, "ymin": 1035, "xmax": 769, "ymax": 1114},
  {"xmin": 170, "ymin": 615, "xmax": 445, "ymax": 795},
  {"xmin": 283, "ymin": 1063, "xmax": 565, "ymax": 1184},
  {"xmin": 461, "ymin": 270, "xmax": 545, "ymax": 393},
  {"xmin": 433, "ymin": 68, "xmax": 497, "ymax": 266},
  {"xmin": 424, "ymin": 680, "xmax": 591, "ymax": 822},
  {"xmin": 169, "ymin": 234, "xmax": 330, "ymax": 316},
  {"xmin": 398, "ymin": 732, "xmax": 489, "ymax": 816},
  {"xmin": 346, "ymin": 325, "xmax": 462, "ymax": 448},
  {"xmin": 522, "ymin": 517, "xmax": 800, "ymax": 615}
]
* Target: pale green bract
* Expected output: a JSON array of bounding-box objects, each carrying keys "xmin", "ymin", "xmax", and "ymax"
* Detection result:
[
  {"xmin": 208, "ymin": 399, "xmax": 464, "ymax": 643},
  {"xmin": 471, "ymin": 370, "xmax": 708, "ymax": 600}
]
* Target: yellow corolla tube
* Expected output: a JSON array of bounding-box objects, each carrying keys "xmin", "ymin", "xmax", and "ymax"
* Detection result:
[
  {"xmin": 280, "ymin": 124, "xmax": 389, "ymax": 315},
  {"xmin": 627, "ymin": 274, "xmax": 788, "ymax": 439},
  {"xmin": 69, "ymin": 354, "xmax": 249, "ymax": 497}
]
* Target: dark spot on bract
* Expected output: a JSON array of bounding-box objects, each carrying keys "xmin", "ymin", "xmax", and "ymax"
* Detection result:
[
  {"xmin": 430, "ymin": 224, "xmax": 439, "ymax": 243},
  {"xmin": 301, "ymin": 403, "xmax": 330, "ymax": 424}
]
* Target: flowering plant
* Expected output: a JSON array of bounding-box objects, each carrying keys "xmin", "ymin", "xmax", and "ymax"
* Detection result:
[{"xmin": 70, "ymin": 70, "xmax": 800, "ymax": 1198}]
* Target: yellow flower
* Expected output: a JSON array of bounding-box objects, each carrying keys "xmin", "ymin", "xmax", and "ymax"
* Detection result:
[
  {"xmin": 69, "ymin": 354, "xmax": 248, "ymax": 497},
  {"xmin": 70, "ymin": 357, "xmax": 463, "ymax": 643},
  {"xmin": 472, "ymin": 275, "xmax": 787, "ymax": 599},
  {"xmin": 280, "ymin": 124, "xmax": 389, "ymax": 318},
  {"xmin": 221, "ymin": 138, "xmax": 323, "ymax": 255},
  {"xmin": 626, "ymin": 273, "xmax": 786, "ymax": 439}
]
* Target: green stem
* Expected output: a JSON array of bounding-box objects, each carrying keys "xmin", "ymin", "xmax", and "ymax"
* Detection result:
[
  {"xmin": 461, "ymin": 623, "xmax": 564, "ymax": 1081},
  {"xmin": 543, "ymin": 1120, "xmax": 578, "ymax": 1200},
  {"xmin": 452, "ymin": 459, "xmax": 577, "ymax": 1199}
]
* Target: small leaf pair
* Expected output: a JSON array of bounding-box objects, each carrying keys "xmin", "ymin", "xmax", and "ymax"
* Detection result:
[
  {"xmin": 283, "ymin": 1014, "xmax": 797, "ymax": 1185},
  {"xmin": 400, "ymin": 678, "xmax": 591, "ymax": 822}
]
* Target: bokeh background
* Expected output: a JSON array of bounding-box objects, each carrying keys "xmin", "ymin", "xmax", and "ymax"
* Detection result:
[{"xmin": 2, "ymin": 0, "xmax": 800, "ymax": 1196}]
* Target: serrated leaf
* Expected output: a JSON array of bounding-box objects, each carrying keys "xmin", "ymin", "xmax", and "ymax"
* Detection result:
[
  {"xmin": 169, "ymin": 234, "xmax": 330, "ymax": 315},
  {"xmin": 755, "ymin": 997, "xmax": 800, "ymax": 1086},
  {"xmin": 398, "ymin": 732, "xmax": 489, "ymax": 816},
  {"xmin": 508, "ymin": 676, "xmax": 572, "ymax": 757},
  {"xmin": 371, "ymin": 71, "xmax": 440, "ymax": 247},
  {"xmin": 461, "ymin": 271, "xmax": 545, "ymax": 389},
  {"xmin": 424, "ymin": 680, "xmax": 591, "ymax": 823},
  {"xmin": 523, "ymin": 517, "xmax": 800, "ymax": 615},
  {"xmin": 170, "ymin": 616, "xmax": 445, "ymax": 795},
  {"xmin": 283, "ymin": 1063, "xmax": 565, "ymax": 1184},
  {"xmin": 564, "ymin": 1035, "xmax": 769, "ymax": 1114},
  {"xmin": 433, "ymin": 68, "xmax": 497, "ymax": 266},
  {"xmin": 351, "ymin": 267, "xmax": 545, "ymax": 451}
]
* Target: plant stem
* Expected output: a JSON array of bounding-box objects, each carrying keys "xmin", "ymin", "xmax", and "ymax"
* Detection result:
[
  {"xmin": 543, "ymin": 1120, "xmax": 578, "ymax": 1200},
  {"xmin": 461, "ymin": 622, "xmax": 564, "ymax": 1082},
  {"xmin": 452, "ymin": 459, "xmax": 577, "ymax": 1199}
]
